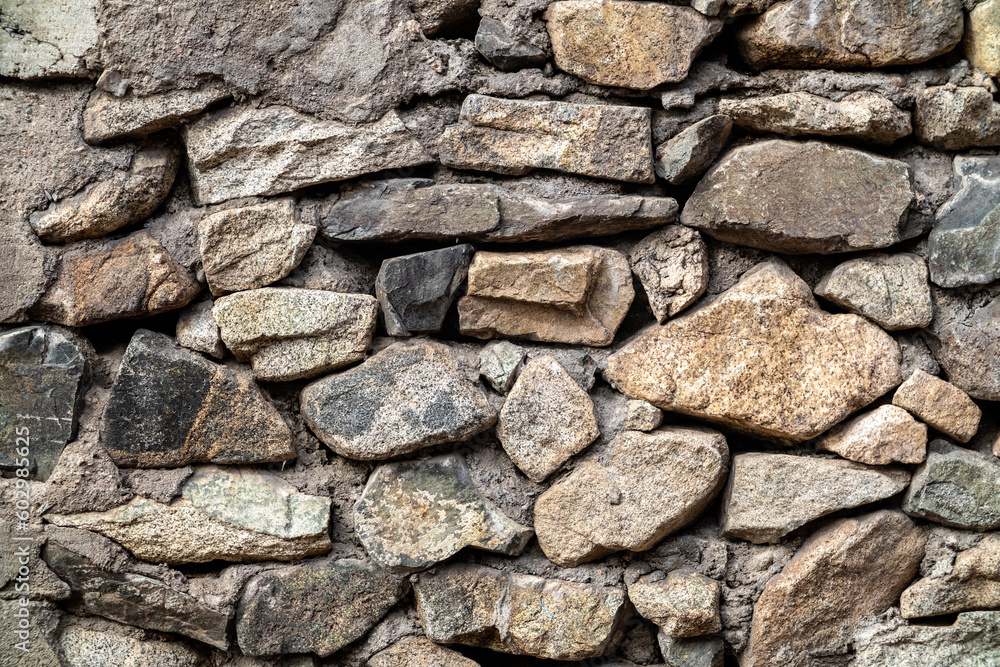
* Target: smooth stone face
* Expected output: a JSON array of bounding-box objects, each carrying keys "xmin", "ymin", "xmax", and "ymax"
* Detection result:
[
  {"xmin": 354, "ymin": 455, "xmax": 533, "ymax": 573},
  {"xmin": 816, "ymin": 405, "xmax": 927, "ymax": 466},
  {"xmin": 496, "ymin": 356, "xmax": 600, "ymax": 482},
  {"xmin": 604, "ymin": 261, "xmax": 902, "ymax": 443},
  {"xmin": 967, "ymin": 0, "xmax": 1000, "ymax": 77},
  {"xmin": 625, "ymin": 400, "xmax": 664, "ymax": 431},
  {"xmin": 182, "ymin": 106, "xmax": 432, "ymax": 205},
  {"xmin": 45, "ymin": 465, "xmax": 332, "ymax": 564},
  {"xmin": 901, "ymin": 534, "xmax": 1000, "ymax": 619},
  {"xmin": 102, "ymin": 329, "xmax": 295, "ymax": 467},
  {"xmin": 743, "ymin": 511, "xmax": 926, "ymax": 667},
  {"xmin": 854, "ymin": 611, "xmax": 1000, "ymax": 667},
  {"xmin": 175, "ymin": 300, "xmax": 224, "ymax": 359},
  {"xmin": 0, "ymin": 0, "xmax": 99, "ymax": 78},
  {"xmin": 369, "ymin": 636, "xmax": 480, "ymax": 667},
  {"xmin": 0, "ymin": 327, "xmax": 87, "ymax": 480},
  {"xmin": 534, "ymin": 427, "xmax": 729, "ymax": 566},
  {"xmin": 83, "ymin": 84, "xmax": 230, "ymax": 142},
  {"xmin": 927, "ymin": 290, "xmax": 1000, "ymax": 400},
  {"xmin": 654, "ymin": 115, "xmax": 732, "ymax": 185},
  {"xmin": 680, "ymin": 140, "xmax": 914, "ymax": 254},
  {"xmin": 814, "ymin": 253, "xmax": 932, "ymax": 330},
  {"xmin": 544, "ymin": 1, "xmax": 720, "ymax": 90},
  {"xmin": 236, "ymin": 559, "xmax": 408, "ymax": 657},
  {"xmin": 0, "ymin": 221, "xmax": 49, "ymax": 324},
  {"xmin": 658, "ymin": 632, "xmax": 725, "ymax": 667},
  {"xmin": 301, "ymin": 341, "xmax": 496, "ymax": 460},
  {"xmin": 475, "ymin": 17, "xmax": 546, "ymax": 71},
  {"xmin": 439, "ymin": 95, "xmax": 655, "ymax": 184},
  {"xmin": 629, "ymin": 225, "xmax": 708, "ymax": 322},
  {"xmin": 412, "ymin": 563, "xmax": 628, "ymax": 661},
  {"xmin": 376, "ymin": 245, "xmax": 474, "ymax": 336},
  {"xmin": 893, "ymin": 370, "xmax": 981, "ymax": 443},
  {"xmin": 628, "ymin": 569, "xmax": 721, "ymax": 637},
  {"xmin": 467, "ymin": 249, "xmax": 596, "ymax": 311},
  {"xmin": 914, "ymin": 86, "xmax": 1000, "ymax": 151},
  {"xmin": 59, "ymin": 625, "xmax": 203, "ymax": 667},
  {"xmin": 199, "ymin": 199, "xmax": 317, "ymax": 296},
  {"xmin": 479, "ymin": 340, "xmax": 526, "ymax": 393},
  {"xmin": 903, "ymin": 440, "xmax": 1000, "ymax": 530},
  {"xmin": 721, "ymin": 453, "xmax": 910, "ymax": 544}
]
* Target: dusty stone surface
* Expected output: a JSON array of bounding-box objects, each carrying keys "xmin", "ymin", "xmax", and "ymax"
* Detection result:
[
  {"xmin": 476, "ymin": 17, "xmax": 546, "ymax": 72},
  {"xmin": 0, "ymin": 221, "xmax": 50, "ymax": 324},
  {"xmin": 914, "ymin": 86, "xmax": 1000, "ymax": 150},
  {"xmin": 0, "ymin": 0, "xmax": 99, "ymax": 78},
  {"xmin": 278, "ymin": 242, "xmax": 377, "ymax": 294},
  {"xmin": 654, "ymin": 115, "xmax": 732, "ymax": 185},
  {"xmin": 83, "ymin": 84, "xmax": 231, "ymax": 143},
  {"xmin": 627, "ymin": 568, "xmax": 721, "ymax": 638},
  {"xmin": 59, "ymin": 623, "xmax": 204, "ymax": 667},
  {"xmin": 926, "ymin": 287, "xmax": 1000, "ymax": 401},
  {"xmin": 534, "ymin": 427, "xmax": 729, "ymax": 566},
  {"xmin": 376, "ymin": 245, "xmax": 474, "ymax": 336},
  {"xmin": 967, "ymin": 0, "xmax": 1000, "ymax": 77},
  {"xmin": 604, "ymin": 261, "xmax": 902, "ymax": 443},
  {"xmin": 854, "ymin": 610, "xmax": 1000, "ymax": 666},
  {"xmin": 816, "ymin": 405, "xmax": 928, "ymax": 466},
  {"xmin": 625, "ymin": 400, "xmax": 664, "ymax": 432},
  {"xmin": 904, "ymin": 440, "xmax": 1000, "ymax": 530},
  {"xmin": 630, "ymin": 225, "xmax": 709, "ymax": 322},
  {"xmin": 369, "ymin": 635, "xmax": 480, "ymax": 667},
  {"xmin": 175, "ymin": 300, "xmax": 224, "ymax": 359},
  {"xmin": 901, "ymin": 534, "xmax": 1000, "ymax": 619},
  {"xmin": 894, "ymin": 370, "xmax": 981, "ymax": 443},
  {"xmin": 479, "ymin": 340, "xmax": 526, "ymax": 393},
  {"xmin": 814, "ymin": 253, "xmax": 933, "ymax": 330},
  {"xmin": 658, "ymin": 632, "xmax": 725, "ymax": 667}
]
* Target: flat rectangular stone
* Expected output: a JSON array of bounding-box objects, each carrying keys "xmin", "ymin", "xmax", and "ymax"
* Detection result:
[
  {"xmin": 466, "ymin": 249, "xmax": 598, "ymax": 311},
  {"xmin": 84, "ymin": 83, "xmax": 231, "ymax": 142}
]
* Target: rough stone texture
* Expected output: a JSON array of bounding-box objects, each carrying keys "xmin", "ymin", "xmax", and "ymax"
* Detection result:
[
  {"xmin": 628, "ymin": 569, "xmax": 721, "ymax": 638},
  {"xmin": 625, "ymin": 400, "xmax": 664, "ymax": 432},
  {"xmin": 903, "ymin": 440, "xmax": 1000, "ymax": 531},
  {"xmin": 496, "ymin": 356, "xmax": 600, "ymax": 482},
  {"xmin": 914, "ymin": 86, "xmax": 1000, "ymax": 150},
  {"xmin": 967, "ymin": 0, "xmax": 1000, "ymax": 77},
  {"xmin": 814, "ymin": 253, "xmax": 933, "ymax": 330},
  {"xmin": 742, "ymin": 511, "xmax": 926, "ymax": 667},
  {"xmin": 893, "ymin": 370, "xmax": 981, "ymax": 443},
  {"xmin": 83, "ymin": 84, "xmax": 231, "ymax": 143},
  {"xmin": 604, "ymin": 261, "xmax": 902, "ymax": 443},
  {"xmin": 816, "ymin": 405, "xmax": 928, "ymax": 466},
  {"xmin": 199, "ymin": 199, "xmax": 317, "ymax": 296},
  {"xmin": 300, "ymin": 341, "xmax": 496, "ymax": 460},
  {"xmin": 412, "ymin": 563, "xmax": 628, "ymax": 661},
  {"xmin": 439, "ymin": 95, "xmax": 655, "ymax": 184},
  {"xmin": 534, "ymin": 427, "xmax": 729, "ymax": 566},
  {"xmin": 175, "ymin": 300, "xmax": 225, "ymax": 359},
  {"xmin": 277, "ymin": 242, "xmax": 377, "ymax": 294},
  {"xmin": 354, "ymin": 455, "xmax": 533, "ymax": 573},
  {"xmin": 369, "ymin": 636, "xmax": 480, "ymax": 667},
  {"xmin": 658, "ymin": 633, "xmax": 725, "ymax": 667},
  {"xmin": 235, "ymin": 559, "xmax": 408, "ymax": 657},
  {"xmin": 0, "ymin": 221, "xmax": 50, "ymax": 324},
  {"xmin": 680, "ymin": 140, "xmax": 914, "ymax": 254},
  {"xmin": 410, "ymin": 0, "xmax": 478, "ymax": 36},
  {"xmin": 854, "ymin": 611, "xmax": 1000, "ymax": 666},
  {"xmin": 926, "ymin": 287, "xmax": 1000, "ymax": 401},
  {"xmin": 59, "ymin": 624, "xmax": 204, "ymax": 667},
  {"xmin": 212, "ymin": 288, "xmax": 377, "ymax": 382},
  {"xmin": 901, "ymin": 534, "xmax": 1000, "ymax": 619},
  {"xmin": 654, "ymin": 115, "xmax": 733, "ymax": 185},
  {"xmin": 102, "ymin": 329, "xmax": 295, "ymax": 467},
  {"xmin": 543, "ymin": 1, "xmax": 721, "ymax": 90},
  {"xmin": 476, "ymin": 17, "xmax": 546, "ymax": 72},
  {"xmin": 0, "ymin": 0, "xmax": 99, "ymax": 78},
  {"xmin": 721, "ymin": 453, "xmax": 910, "ymax": 544},
  {"xmin": 376, "ymin": 245, "xmax": 474, "ymax": 336},
  {"xmin": 479, "ymin": 340, "xmax": 526, "ymax": 393},
  {"xmin": 629, "ymin": 225, "xmax": 709, "ymax": 323}
]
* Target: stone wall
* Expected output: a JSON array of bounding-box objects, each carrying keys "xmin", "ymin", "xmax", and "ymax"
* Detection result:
[{"xmin": 2, "ymin": 0, "xmax": 1000, "ymax": 665}]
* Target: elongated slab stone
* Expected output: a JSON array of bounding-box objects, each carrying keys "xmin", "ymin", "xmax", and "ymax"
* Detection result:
[
  {"xmin": 369, "ymin": 636, "xmax": 480, "ymax": 667},
  {"xmin": 854, "ymin": 611, "xmax": 1000, "ymax": 667},
  {"xmin": 84, "ymin": 84, "xmax": 230, "ymax": 142},
  {"xmin": 903, "ymin": 440, "xmax": 1000, "ymax": 531}
]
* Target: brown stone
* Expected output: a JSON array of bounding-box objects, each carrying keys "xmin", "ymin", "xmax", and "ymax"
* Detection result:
[
  {"xmin": 901, "ymin": 534, "xmax": 1000, "ymax": 619},
  {"xmin": 967, "ymin": 0, "xmax": 1000, "ymax": 78},
  {"xmin": 654, "ymin": 115, "xmax": 733, "ymax": 185},
  {"xmin": 814, "ymin": 253, "xmax": 933, "ymax": 330},
  {"xmin": 914, "ymin": 85, "xmax": 1000, "ymax": 151},
  {"xmin": 0, "ymin": 221, "xmax": 50, "ymax": 324},
  {"xmin": 892, "ymin": 369, "xmax": 982, "ymax": 443},
  {"xmin": 83, "ymin": 84, "xmax": 231, "ymax": 143},
  {"xmin": 369, "ymin": 636, "xmax": 479, "ymax": 667},
  {"xmin": 816, "ymin": 405, "xmax": 927, "ymax": 466},
  {"xmin": 627, "ymin": 568, "xmax": 721, "ymax": 638}
]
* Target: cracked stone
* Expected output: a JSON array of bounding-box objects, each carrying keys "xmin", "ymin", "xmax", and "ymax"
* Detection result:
[
  {"xmin": 654, "ymin": 115, "xmax": 732, "ymax": 185},
  {"xmin": 629, "ymin": 225, "xmax": 708, "ymax": 322},
  {"xmin": 914, "ymin": 86, "xmax": 1000, "ymax": 150},
  {"xmin": 376, "ymin": 244, "xmax": 474, "ymax": 336},
  {"xmin": 0, "ymin": 0, "xmax": 99, "ymax": 78}
]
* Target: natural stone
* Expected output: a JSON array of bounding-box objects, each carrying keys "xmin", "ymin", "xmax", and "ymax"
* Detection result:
[
  {"xmin": 926, "ymin": 288, "xmax": 1000, "ymax": 401},
  {"xmin": 534, "ymin": 427, "xmax": 729, "ymax": 566},
  {"xmin": 479, "ymin": 340, "xmax": 526, "ymax": 393},
  {"xmin": 853, "ymin": 611, "xmax": 1000, "ymax": 666},
  {"xmin": 83, "ymin": 84, "xmax": 231, "ymax": 143},
  {"xmin": 680, "ymin": 140, "xmax": 914, "ymax": 254},
  {"xmin": 0, "ymin": 0, "xmax": 99, "ymax": 78},
  {"xmin": 625, "ymin": 400, "xmax": 663, "ymax": 432},
  {"xmin": 658, "ymin": 632, "xmax": 725, "ymax": 667},
  {"xmin": 629, "ymin": 225, "xmax": 708, "ymax": 322},
  {"xmin": 301, "ymin": 340, "xmax": 496, "ymax": 460},
  {"xmin": 903, "ymin": 440, "xmax": 1000, "ymax": 530},
  {"xmin": 0, "ymin": 221, "xmax": 50, "ymax": 324},
  {"xmin": 901, "ymin": 534, "xmax": 1000, "ymax": 619},
  {"xmin": 914, "ymin": 86, "xmax": 1000, "ymax": 150},
  {"xmin": 721, "ymin": 453, "xmax": 910, "ymax": 544},
  {"xmin": 814, "ymin": 253, "xmax": 933, "ymax": 330},
  {"xmin": 59, "ymin": 624, "xmax": 203, "ymax": 667},
  {"xmin": 544, "ymin": 1, "xmax": 720, "ymax": 90},
  {"xmin": 654, "ymin": 115, "xmax": 732, "ymax": 185},
  {"xmin": 376, "ymin": 245, "xmax": 474, "ymax": 336},
  {"xmin": 628, "ymin": 569, "xmax": 721, "ymax": 637},
  {"xmin": 369, "ymin": 636, "xmax": 480, "ymax": 667},
  {"xmin": 742, "ymin": 511, "xmax": 926, "ymax": 667},
  {"xmin": 278, "ymin": 242, "xmax": 377, "ymax": 294},
  {"xmin": 475, "ymin": 17, "xmax": 546, "ymax": 71},
  {"xmin": 45, "ymin": 465, "xmax": 332, "ymax": 564},
  {"xmin": 816, "ymin": 405, "xmax": 927, "ymax": 466},
  {"xmin": 411, "ymin": 0, "xmax": 478, "ymax": 36},
  {"xmin": 604, "ymin": 261, "xmax": 902, "ymax": 443},
  {"xmin": 102, "ymin": 329, "xmax": 294, "ymax": 467},
  {"xmin": 967, "ymin": 0, "xmax": 1000, "ymax": 78},
  {"xmin": 212, "ymin": 288, "xmax": 377, "ymax": 381},
  {"xmin": 412, "ymin": 563, "xmax": 628, "ymax": 661},
  {"xmin": 496, "ymin": 355, "xmax": 600, "ymax": 482},
  {"xmin": 175, "ymin": 300, "xmax": 224, "ymax": 359},
  {"xmin": 893, "ymin": 370, "xmax": 981, "ymax": 443},
  {"xmin": 439, "ymin": 95, "xmax": 655, "ymax": 184},
  {"xmin": 236, "ymin": 559, "xmax": 408, "ymax": 657},
  {"xmin": 354, "ymin": 455, "xmax": 533, "ymax": 573}
]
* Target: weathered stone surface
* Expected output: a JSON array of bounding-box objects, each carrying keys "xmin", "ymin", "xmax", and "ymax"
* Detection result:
[
  {"xmin": 496, "ymin": 356, "xmax": 599, "ymax": 482},
  {"xmin": 479, "ymin": 340, "xmax": 526, "ymax": 393},
  {"xmin": 604, "ymin": 261, "xmax": 902, "ymax": 443},
  {"xmin": 658, "ymin": 632, "xmax": 725, "ymax": 667},
  {"xmin": 926, "ymin": 288, "xmax": 1000, "ymax": 401},
  {"xmin": 30, "ymin": 232, "xmax": 200, "ymax": 327},
  {"xmin": 376, "ymin": 245, "xmax": 474, "ymax": 336},
  {"xmin": 412, "ymin": 563, "xmax": 628, "ymax": 661},
  {"xmin": 60, "ymin": 624, "xmax": 204, "ymax": 667},
  {"xmin": 175, "ymin": 300, "xmax": 224, "ymax": 359},
  {"xmin": 182, "ymin": 105, "xmax": 433, "ymax": 205},
  {"xmin": 628, "ymin": 569, "xmax": 721, "ymax": 637},
  {"xmin": 814, "ymin": 253, "xmax": 932, "ymax": 330},
  {"xmin": 0, "ymin": 221, "xmax": 50, "ymax": 324},
  {"xmin": 743, "ymin": 511, "xmax": 926, "ymax": 667},
  {"xmin": 854, "ymin": 611, "xmax": 1000, "ymax": 667},
  {"xmin": 439, "ymin": 95, "xmax": 655, "ymax": 184},
  {"xmin": 544, "ymin": 1, "xmax": 720, "ymax": 90},
  {"xmin": 903, "ymin": 440, "xmax": 1000, "ymax": 530},
  {"xmin": 459, "ymin": 246, "xmax": 634, "ymax": 346},
  {"xmin": 45, "ymin": 465, "xmax": 332, "ymax": 564},
  {"xmin": 720, "ymin": 92, "xmax": 911, "ymax": 143},
  {"xmin": 901, "ymin": 534, "xmax": 1000, "ymax": 619},
  {"xmin": 102, "ymin": 329, "xmax": 294, "ymax": 467},
  {"xmin": 654, "ymin": 115, "xmax": 732, "ymax": 185},
  {"xmin": 737, "ymin": 0, "xmax": 964, "ymax": 69},
  {"xmin": 534, "ymin": 427, "xmax": 729, "ymax": 566},
  {"xmin": 893, "ymin": 370, "xmax": 981, "ymax": 443},
  {"xmin": 236, "ymin": 558, "xmax": 408, "ymax": 657},
  {"xmin": 411, "ymin": 0, "xmax": 478, "ymax": 35},
  {"xmin": 301, "ymin": 341, "xmax": 496, "ymax": 460},
  {"xmin": 369, "ymin": 636, "xmax": 480, "ymax": 667},
  {"xmin": 816, "ymin": 405, "xmax": 927, "ymax": 466},
  {"xmin": 680, "ymin": 140, "xmax": 914, "ymax": 254},
  {"xmin": 630, "ymin": 225, "xmax": 708, "ymax": 323},
  {"xmin": 84, "ymin": 84, "xmax": 231, "ymax": 143},
  {"xmin": 199, "ymin": 199, "xmax": 316, "ymax": 296},
  {"xmin": 914, "ymin": 86, "xmax": 1000, "ymax": 150},
  {"xmin": 721, "ymin": 453, "xmax": 910, "ymax": 544},
  {"xmin": 967, "ymin": 0, "xmax": 1000, "ymax": 77},
  {"xmin": 0, "ymin": 0, "xmax": 99, "ymax": 78},
  {"xmin": 278, "ymin": 242, "xmax": 377, "ymax": 294},
  {"xmin": 354, "ymin": 455, "xmax": 533, "ymax": 573},
  {"xmin": 475, "ymin": 17, "xmax": 546, "ymax": 71},
  {"xmin": 0, "ymin": 327, "xmax": 87, "ymax": 480},
  {"xmin": 625, "ymin": 400, "xmax": 664, "ymax": 432},
  {"xmin": 212, "ymin": 288, "xmax": 377, "ymax": 381}
]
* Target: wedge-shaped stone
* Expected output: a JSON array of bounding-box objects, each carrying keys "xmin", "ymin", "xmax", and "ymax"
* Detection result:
[
  {"xmin": 968, "ymin": 0, "xmax": 1000, "ymax": 78},
  {"xmin": 479, "ymin": 340, "xmax": 526, "ymax": 393},
  {"xmin": 627, "ymin": 568, "xmax": 721, "ymax": 638},
  {"xmin": 904, "ymin": 440, "xmax": 1000, "ymax": 530},
  {"xmin": 815, "ymin": 253, "xmax": 932, "ymax": 330},
  {"xmin": 412, "ymin": 563, "xmax": 628, "ymax": 661},
  {"xmin": 655, "ymin": 115, "xmax": 732, "ymax": 185},
  {"xmin": 915, "ymin": 86, "xmax": 1000, "ymax": 151},
  {"xmin": 182, "ymin": 106, "xmax": 433, "ymax": 205},
  {"xmin": 854, "ymin": 611, "xmax": 1000, "ymax": 667},
  {"xmin": 893, "ymin": 370, "xmax": 981, "ymax": 443},
  {"xmin": 535, "ymin": 427, "xmax": 728, "ymax": 566},
  {"xmin": 301, "ymin": 341, "xmax": 496, "ymax": 460},
  {"xmin": 440, "ymin": 95, "xmax": 655, "ymax": 184},
  {"xmin": 377, "ymin": 245, "xmax": 474, "ymax": 336},
  {"xmin": 354, "ymin": 455, "xmax": 533, "ymax": 573},
  {"xmin": 629, "ymin": 225, "xmax": 708, "ymax": 322},
  {"xmin": 84, "ymin": 84, "xmax": 230, "ymax": 143},
  {"xmin": 721, "ymin": 453, "xmax": 910, "ymax": 544},
  {"xmin": 236, "ymin": 559, "xmax": 408, "ymax": 657},
  {"xmin": 680, "ymin": 140, "xmax": 914, "ymax": 254},
  {"xmin": 901, "ymin": 534, "xmax": 1000, "ymax": 619},
  {"xmin": 102, "ymin": 329, "xmax": 294, "ymax": 467},
  {"xmin": 45, "ymin": 466, "xmax": 332, "ymax": 564},
  {"xmin": 176, "ymin": 300, "xmax": 224, "ymax": 359},
  {"xmin": 604, "ymin": 261, "xmax": 901, "ymax": 443},
  {"xmin": 370, "ymin": 636, "xmax": 480, "ymax": 667},
  {"xmin": 743, "ymin": 511, "xmax": 926, "ymax": 667},
  {"xmin": 816, "ymin": 405, "xmax": 927, "ymax": 466}
]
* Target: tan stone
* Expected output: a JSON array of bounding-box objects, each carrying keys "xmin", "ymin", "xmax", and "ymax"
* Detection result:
[
  {"xmin": 967, "ymin": 0, "xmax": 1000, "ymax": 78},
  {"xmin": 369, "ymin": 636, "xmax": 479, "ymax": 667},
  {"xmin": 627, "ymin": 569, "xmax": 721, "ymax": 638},
  {"xmin": 466, "ymin": 248, "xmax": 596, "ymax": 312},
  {"xmin": 817, "ymin": 405, "xmax": 927, "ymax": 465},
  {"xmin": 175, "ymin": 300, "xmax": 224, "ymax": 359},
  {"xmin": 901, "ymin": 534, "xmax": 1000, "ymax": 618},
  {"xmin": 814, "ymin": 253, "xmax": 933, "ymax": 330},
  {"xmin": 914, "ymin": 86, "xmax": 1000, "ymax": 151},
  {"xmin": 893, "ymin": 369, "xmax": 982, "ymax": 443},
  {"xmin": 84, "ymin": 84, "xmax": 231, "ymax": 143}
]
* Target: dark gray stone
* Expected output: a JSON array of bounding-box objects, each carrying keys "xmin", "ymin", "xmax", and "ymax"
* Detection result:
[
  {"xmin": 475, "ymin": 17, "xmax": 547, "ymax": 71},
  {"xmin": 904, "ymin": 440, "xmax": 1000, "ymax": 531},
  {"xmin": 376, "ymin": 245, "xmax": 474, "ymax": 336},
  {"xmin": 925, "ymin": 287, "xmax": 1000, "ymax": 401},
  {"xmin": 655, "ymin": 115, "xmax": 732, "ymax": 185},
  {"xmin": 658, "ymin": 632, "xmax": 724, "ymax": 667}
]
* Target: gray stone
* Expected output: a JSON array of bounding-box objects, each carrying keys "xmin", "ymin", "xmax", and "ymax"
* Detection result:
[
  {"xmin": 629, "ymin": 225, "xmax": 709, "ymax": 322},
  {"xmin": 0, "ymin": 221, "xmax": 50, "ymax": 324},
  {"xmin": 59, "ymin": 624, "xmax": 204, "ymax": 667},
  {"xmin": 625, "ymin": 400, "xmax": 664, "ymax": 431},
  {"xmin": 376, "ymin": 245, "xmax": 474, "ymax": 336},
  {"xmin": 814, "ymin": 253, "xmax": 933, "ymax": 330},
  {"xmin": 83, "ymin": 84, "xmax": 231, "ymax": 143},
  {"xmin": 655, "ymin": 115, "xmax": 732, "ymax": 185},
  {"xmin": 658, "ymin": 632, "xmax": 724, "ymax": 667},
  {"xmin": 479, "ymin": 340, "xmax": 526, "ymax": 393},
  {"xmin": 901, "ymin": 534, "xmax": 1000, "ymax": 619},
  {"xmin": 893, "ymin": 370, "xmax": 981, "ymax": 443},
  {"xmin": 369, "ymin": 636, "xmax": 480, "ymax": 667},
  {"xmin": 816, "ymin": 405, "xmax": 927, "ymax": 466},
  {"xmin": 475, "ymin": 18, "xmax": 546, "ymax": 71},
  {"xmin": 277, "ymin": 243, "xmax": 377, "ymax": 295},
  {"xmin": 0, "ymin": 600, "xmax": 60, "ymax": 667},
  {"xmin": 0, "ymin": 0, "xmax": 99, "ymax": 78},
  {"xmin": 175, "ymin": 300, "xmax": 224, "ymax": 359},
  {"xmin": 915, "ymin": 86, "xmax": 1000, "ymax": 150},
  {"xmin": 904, "ymin": 440, "xmax": 1000, "ymax": 530},
  {"xmin": 628, "ymin": 569, "xmax": 721, "ymax": 637},
  {"xmin": 411, "ymin": 0, "xmax": 478, "ymax": 35},
  {"xmin": 926, "ymin": 288, "xmax": 1000, "ymax": 401},
  {"xmin": 853, "ymin": 611, "xmax": 1000, "ymax": 666}
]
